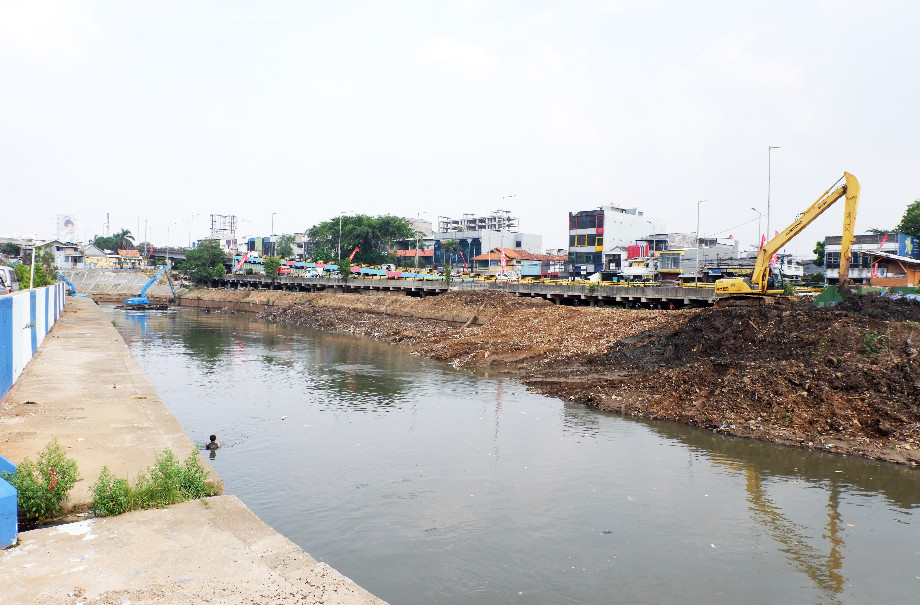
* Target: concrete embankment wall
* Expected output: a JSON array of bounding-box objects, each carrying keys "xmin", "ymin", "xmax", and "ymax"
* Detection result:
[
  {"xmin": 0, "ymin": 284, "xmax": 65, "ymax": 399},
  {"xmin": 59, "ymin": 268, "xmax": 187, "ymax": 301}
]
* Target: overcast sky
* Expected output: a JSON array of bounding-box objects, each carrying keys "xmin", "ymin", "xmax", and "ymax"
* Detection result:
[{"xmin": 2, "ymin": 0, "xmax": 918, "ymax": 254}]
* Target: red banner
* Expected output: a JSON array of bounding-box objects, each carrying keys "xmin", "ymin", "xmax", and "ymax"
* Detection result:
[{"xmin": 233, "ymin": 252, "xmax": 250, "ymax": 272}]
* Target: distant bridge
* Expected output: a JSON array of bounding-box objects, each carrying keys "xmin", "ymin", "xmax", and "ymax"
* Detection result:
[{"xmin": 217, "ymin": 274, "xmax": 717, "ymax": 307}]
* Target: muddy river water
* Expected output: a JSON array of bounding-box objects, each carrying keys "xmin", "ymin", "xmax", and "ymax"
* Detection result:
[{"xmin": 111, "ymin": 306, "xmax": 920, "ymax": 604}]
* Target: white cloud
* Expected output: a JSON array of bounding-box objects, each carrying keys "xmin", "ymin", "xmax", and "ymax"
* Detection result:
[
  {"xmin": 0, "ymin": 0, "xmax": 100, "ymax": 66},
  {"xmin": 422, "ymin": 36, "xmax": 498, "ymax": 71},
  {"xmin": 697, "ymin": 33, "xmax": 804, "ymax": 98}
]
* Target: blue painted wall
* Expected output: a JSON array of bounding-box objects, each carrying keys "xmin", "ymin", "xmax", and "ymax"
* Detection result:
[
  {"xmin": 0, "ymin": 284, "xmax": 65, "ymax": 548},
  {"xmin": 0, "ymin": 283, "xmax": 65, "ymax": 400},
  {"xmin": 0, "ymin": 454, "xmax": 16, "ymax": 547}
]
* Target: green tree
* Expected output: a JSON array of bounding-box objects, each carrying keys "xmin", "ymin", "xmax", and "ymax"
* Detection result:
[
  {"xmin": 276, "ymin": 234, "xmax": 295, "ymax": 259},
  {"xmin": 307, "ymin": 215, "xmax": 413, "ymax": 265},
  {"xmin": 337, "ymin": 258, "xmax": 352, "ymax": 280},
  {"xmin": 1, "ymin": 242, "xmax": 21, "ymax": 256},
  {"xmin": 183, "ymin": 240, "xmax": 227, "ymax": 284},
  {"xmin": 264, "ymin": 256, "xmax": 281, "ymax": 277},
  {"xmin": 310, "ymin": 245, "xmax": 332, "ymax": 261},
  {"xmin": 896, "ymin": 199, "xmax": 920, "ymax": 238},
  {"xmin": 14, "ymin": 246, "xmax": 56, "ymax": 288},
  {"xmin": 441, "ymin": 239, "xmax": 461, "ymax": 268},
  {"xmin": 112, "ymin": 229, "xmax": 134, "ymax": 250},
  {"xmin": 92, "ymin": 235, "xmax": 117, "ymax": 251},
  {"xmin": 813, "ymin": 240, "xmax": 825, "ymax": 267}
]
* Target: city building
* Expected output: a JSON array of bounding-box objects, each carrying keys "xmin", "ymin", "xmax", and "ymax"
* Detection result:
[
  {"xmin": 825, "ymin": 233, "xmax": 920, "ymax": 285},
  {"xmin": 470, "ymin": 248, "xmax": 566, "ymax": 278},
  {"xmin": 438, "ymin": 210, "xmax": 518, "ymax": 233},
  {"xmin": 567, "ymin": 205, "xmax": 666, "ymax": 278},
  {"xmin": 44, "ymin": 240, "xmax": 84, "ymax": 269},
  {"xmin": 395, "ymin": 211, "xmax": 542, "ymax": 269}
]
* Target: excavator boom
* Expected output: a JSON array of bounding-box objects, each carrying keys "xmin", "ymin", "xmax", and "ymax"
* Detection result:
[{"xmin": 715, "ymin": 172, "xmax": 860, "ymax": 295}]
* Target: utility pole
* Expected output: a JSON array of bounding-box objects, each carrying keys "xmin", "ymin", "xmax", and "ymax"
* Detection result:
[
  {"xmin": 767, "ymin": 146, "xmax": 780, "ymax": 240},
  {"xmin": 696, "ymin": 200, "xmax": 704, "ymax": 286},
  {"xmin": 751, "ymin": 207, "xmax": 763, "ymax": 249}
]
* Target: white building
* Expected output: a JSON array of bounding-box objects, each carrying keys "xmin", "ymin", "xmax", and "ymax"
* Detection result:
[{"xmin": 567, "ymin": 205, "xmax": 666, "ymax": 276}]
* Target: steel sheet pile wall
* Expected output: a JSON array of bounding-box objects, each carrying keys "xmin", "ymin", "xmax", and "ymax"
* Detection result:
[{"xmin": 0, "ymin": 283, "xmax": 65, "ymax": 399}]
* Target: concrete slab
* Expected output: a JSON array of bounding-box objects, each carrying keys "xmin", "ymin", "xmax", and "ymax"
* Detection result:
[
  {"xmin": 0, "ymin": 297, "xmax": 219, "ymax": 505},
  {"xmin": 0, "ymin": 495, "xmax": 386, "ymax": 604}
]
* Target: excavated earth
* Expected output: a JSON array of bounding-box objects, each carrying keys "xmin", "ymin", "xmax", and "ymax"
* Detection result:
[{"xmin": 188, "ymin": 288, "xmax": 920, "ymax": 466}]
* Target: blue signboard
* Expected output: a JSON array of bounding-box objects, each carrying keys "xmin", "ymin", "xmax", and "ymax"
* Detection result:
[{"xmin": 898, "ymin": 234, "xmax": 919, "ymax": 259}]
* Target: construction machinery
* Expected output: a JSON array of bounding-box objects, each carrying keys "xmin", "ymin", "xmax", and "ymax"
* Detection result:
[
  {"xmin": 122, "ymin": 265, "xmax": 178, "ymax": 310},
  {"xmin": 58, "ymin": 275, "xmax": 89, "ymax": 297},
  {"xmin": 715, "ymin": 172, "xmax": 860, "ymax": 298}
]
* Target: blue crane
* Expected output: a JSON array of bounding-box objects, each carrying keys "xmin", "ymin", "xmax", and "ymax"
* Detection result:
[{"xmin": 124, "ymin": 265, "xmax": 176, "ymax": 309}]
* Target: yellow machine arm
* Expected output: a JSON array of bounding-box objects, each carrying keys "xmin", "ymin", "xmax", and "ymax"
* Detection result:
[{"xmin": 716, "ymin": 172, "xmax": 860, "ymax": 294}]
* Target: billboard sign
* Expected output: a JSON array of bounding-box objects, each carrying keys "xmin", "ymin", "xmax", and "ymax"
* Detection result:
[
  {"xmin": 56, "ymin": 215, "xmax": 76, "ymax": 243},
  {"xmin": 898, "ymin": 234, "xmax": 918, "ymax": 259}
]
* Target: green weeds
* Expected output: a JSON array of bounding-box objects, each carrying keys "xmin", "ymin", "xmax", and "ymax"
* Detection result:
[
  {"xmin": 1, "ymin": 440, "xmax": 79, "ymax": 523},
  {"xmin": 91, "ymin": 448, "xmax": 219, "ymax": 517},
  {"xmin": 1, "ymin": 440, "xmax": 220, "ymax": 523}
]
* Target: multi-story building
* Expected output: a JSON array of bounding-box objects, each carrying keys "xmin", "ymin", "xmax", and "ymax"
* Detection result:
[
  {"xmin": 567, "ymin": 206, "xmax": 666, "ymax": 277},
  {"xmin": 438, "ymin": 210, "xmax": 518, "ymax": 233},
  {"xmin": 825, "ymin": 233, "xmax": 920, "ymax": 284},
  {"xmin": 396, "ymin": 212, "xmax": 542, "ymax": 269}
]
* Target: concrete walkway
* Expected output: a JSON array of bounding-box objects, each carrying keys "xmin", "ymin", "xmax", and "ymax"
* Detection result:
[{"xmin": 0, "ymin": 298, "xmax": 387, "ymax": 604}]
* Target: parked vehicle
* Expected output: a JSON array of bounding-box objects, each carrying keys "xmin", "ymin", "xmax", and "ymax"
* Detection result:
[{"xmin": 0, "ymin": 266, "xmax": 12, "ymax": 294}]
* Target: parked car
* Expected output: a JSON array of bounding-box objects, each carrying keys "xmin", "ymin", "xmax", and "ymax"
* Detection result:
[{"xmin": 0, "ymin": 266, "xmax": 13, "ymax": 294}]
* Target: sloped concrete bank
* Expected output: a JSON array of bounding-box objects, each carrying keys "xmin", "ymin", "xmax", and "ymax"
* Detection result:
[{"xmin": 0, "ymin": 297, "xmax": 386, "ymax": 605}]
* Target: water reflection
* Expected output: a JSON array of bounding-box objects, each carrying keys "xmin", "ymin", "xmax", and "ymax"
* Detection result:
[
  {"xmin": 646, "ymin": 420, "xmax": 920, "ymax": 510},
  {"xmin": 642, "ymin": 420, "xmax": 920, "ymax": 603},
  {"xmin": 561, "ymin": 401, "xmax": 602, "ymax": 439}
]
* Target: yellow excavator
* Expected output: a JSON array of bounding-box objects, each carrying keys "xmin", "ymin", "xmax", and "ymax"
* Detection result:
[{"xmin": 715, "ymin": 172, "xmax": 860, "ymax": 296}]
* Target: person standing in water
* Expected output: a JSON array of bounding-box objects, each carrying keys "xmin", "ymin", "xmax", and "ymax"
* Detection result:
[{"xmin": 205, "ymin": 435, "xmax": 220, "ymax": 450}]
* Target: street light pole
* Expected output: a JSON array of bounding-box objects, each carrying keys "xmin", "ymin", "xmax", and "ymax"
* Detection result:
[
  {"xmin": 696, "ymin": 200, "xmax": 704, "ymax": 286},
  {"xmin": 167, "ymin": 221, "xmax": 180, "ymax": 267},
  {"xmin": 767, "ymin": 145, "xmax": 780, "ymax": 240},
  {"xmin": 751, "ymin": 207, "xmax": 763, "ymax": 249},
  {"xmin": 189, "ymin": 213, "xmax": 198, "ymax": 247}
]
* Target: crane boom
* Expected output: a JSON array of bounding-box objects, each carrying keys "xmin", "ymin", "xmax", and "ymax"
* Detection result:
[
  {"xmin": 125, "ymin": 265, "xmax": 169, "ymax": 308},
  {"xmin": 716, "ymin": 172, "xmax": 860, "ymax": 294}
]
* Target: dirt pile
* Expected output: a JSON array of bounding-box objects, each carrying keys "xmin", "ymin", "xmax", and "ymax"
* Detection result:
[{"xmin": 254, "ymin": 289, "xmax": 920, "ymax": 465}]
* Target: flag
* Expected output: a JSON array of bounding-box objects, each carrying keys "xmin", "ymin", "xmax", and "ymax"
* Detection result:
[
  {"xmin": 872, "ymin": 262, "xmax": 879, "ymax": 278},
  {"xmin": 348, "ymin": 246, "xmax": 359, "ymax": 260},
  {"xmin": 500, "ymin": 249, "xmax": 507, "ymax": 274},
  {"xmin": 233, "ymin": 252, "xmax": 250, "ymax": 273},
  {"xmin": 877, "ymin": 234, "xmax": 888, "ymax": 250},
  {"xmin": 760, "ymin": 234, "xmax": 766, "ymax": 250}
]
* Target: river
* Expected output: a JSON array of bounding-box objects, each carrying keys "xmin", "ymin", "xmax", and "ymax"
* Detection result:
[{"xmin": 110, "ymin": 306, "xmax": 920, "ymax": 605}]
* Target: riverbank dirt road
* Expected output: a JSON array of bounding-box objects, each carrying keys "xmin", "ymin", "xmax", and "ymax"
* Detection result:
[{"xmin": 188, "ymin": 288, "xmax": 920, "ymax": 465}]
